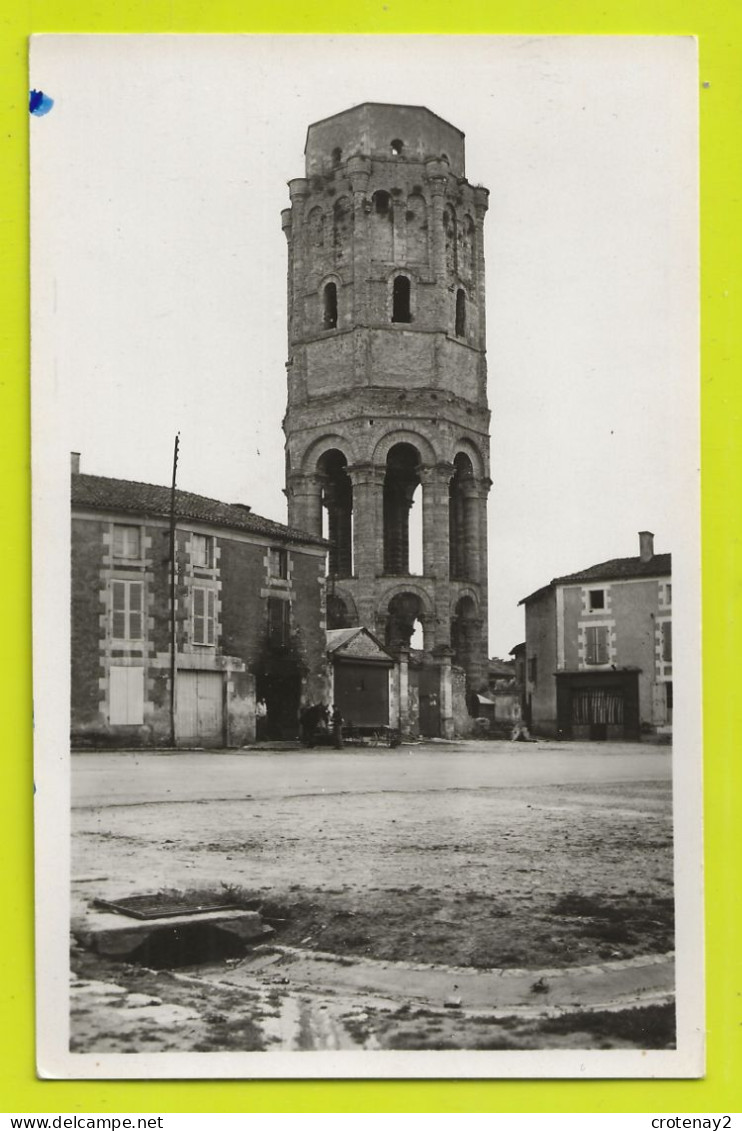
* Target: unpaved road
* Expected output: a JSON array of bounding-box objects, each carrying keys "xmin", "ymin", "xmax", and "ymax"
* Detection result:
[{"xmin": 70, "ymin": 740, "xmax": 675, "ymax": 1051}]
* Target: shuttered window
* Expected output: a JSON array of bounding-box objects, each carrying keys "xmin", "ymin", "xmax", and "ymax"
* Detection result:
[
  {"xmin": 111, "ymin": 580, "xmax": 143, "ymax": 641},
  {"xmin": 193, "ymin": 586, "xmax": 216, "ymax": 645},
  {"xmin": 192, "ymin": 534, "xmax": 213, "ymax": 568},
  {"xmin": 267, "ymin": 596, "xmax": 290, "ymax": 646},
  {"xmin": 269, "ymin": 547, "xmax": 288, "ymax": 578},
  {"xmin": 585, "ymin": 625, "xmax": 609, "ymax": 665},
  {"xmin": 661, "ymin": 620, "xmax": 672, "ymax": 662},
  {"xmin": 109, "ymin": 666, "xmax": 144, "ymax": 725},
  {"xmin": 113, "ymin": 524, "xmax": 141, "ymax": 559}
]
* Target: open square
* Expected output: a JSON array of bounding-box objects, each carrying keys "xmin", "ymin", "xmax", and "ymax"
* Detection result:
[{"xmin": 71, "ymin": 741, "xmax": 674, "ymax": 1052}]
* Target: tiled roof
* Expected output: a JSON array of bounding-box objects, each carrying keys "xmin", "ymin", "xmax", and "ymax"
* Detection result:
[
  {"xmin": 326, "ymin": 626, "xmax": 393, "ymax": 663},
  {"xmin": 71, "ymin": 472, "xmax": 328, "ymax": 547},
  {"xmin": 519, "ymin": 552, "xmax": 671, "ymax": 605},
  {"xmin": 554, "ymin": 553, "xmax": 671, "ymax": 584}
]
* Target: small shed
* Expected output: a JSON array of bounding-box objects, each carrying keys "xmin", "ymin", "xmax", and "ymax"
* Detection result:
[{"xmin": 327, "ymin": 627, "xmax": 395, "ymax": 729}]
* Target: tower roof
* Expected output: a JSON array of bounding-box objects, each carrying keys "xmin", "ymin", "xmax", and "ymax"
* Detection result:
[{"xmin": 304, "ymin": 102, "xmax": 466, "ymax": 176}]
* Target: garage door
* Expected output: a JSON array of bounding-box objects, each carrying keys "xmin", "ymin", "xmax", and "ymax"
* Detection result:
[{"xmin": 176, "ymin": 671, "xmax": 224, "ymax": 746}]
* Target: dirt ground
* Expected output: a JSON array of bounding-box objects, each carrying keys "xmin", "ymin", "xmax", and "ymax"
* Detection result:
[{"xmin": 70, "ymin": 741, "xmax": 675, "ymax": 1052}]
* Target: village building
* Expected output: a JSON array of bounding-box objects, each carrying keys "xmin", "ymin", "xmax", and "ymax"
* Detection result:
[
  {"xmin": 326, "ymin": 626, "xmax": 396, "ymax": 733},
  {"xmin": 519, "ymin": 532, "xmax": 672, "ymax": 741},
  {"xmin": 281, "ymin": 103, "xmax": 492, "ymax": 739},
  {"xmin": 70, "ymin": 456, "xmax": 329, "ymax": 748}
]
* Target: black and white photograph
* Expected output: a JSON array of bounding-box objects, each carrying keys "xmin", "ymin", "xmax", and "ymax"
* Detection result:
[{"xmin": 31, "ymin": 34, "xmax": 703, "ymax": 1078}]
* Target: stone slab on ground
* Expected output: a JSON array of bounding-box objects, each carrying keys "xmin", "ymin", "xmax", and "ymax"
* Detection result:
[{"xmin": 73, "ymin": 907, "xmax": 272, "ymax": 959}]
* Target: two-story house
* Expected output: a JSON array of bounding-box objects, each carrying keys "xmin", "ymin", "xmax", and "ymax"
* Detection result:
[
  {"xmin": 518, "ymin": 532, "xmax": 672, "ymax": 741},
  {"xmin": 71, "ymin": 456, "xmax": 329, "ymax": 748}
]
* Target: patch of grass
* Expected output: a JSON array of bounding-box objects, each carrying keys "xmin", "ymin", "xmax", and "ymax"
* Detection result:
[{"xmin": 540, "ymin": 1003, "xmax": 676, "ymax": 1048}]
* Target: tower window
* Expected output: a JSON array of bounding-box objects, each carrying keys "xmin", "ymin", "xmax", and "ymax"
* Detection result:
[
  {"xmin": 390, "ymin": 138, "xmax": 404, "ymax": 157},
  {"xmin": 392, "ymin": 275, "xmax": 411, "ymax": 324},
  {"xmin": 455, "ymin": 289, "xmax": 466, "ymax": 337},
  {"xmin": 374, "ymin": 191, "xmax": 391, "ymax": 215},
  {"xmin": 331, "ymin": 146, "xmax": 342, "ymax": 167},
  {"xmin": 322, "ymin": 281, "xmax": 338, "ymax": 329}
]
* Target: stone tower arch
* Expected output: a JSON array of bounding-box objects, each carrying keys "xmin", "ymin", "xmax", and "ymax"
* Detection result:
[{"xmin": 282, "ymin": 103, "xmax": 491, "ymax": 736}]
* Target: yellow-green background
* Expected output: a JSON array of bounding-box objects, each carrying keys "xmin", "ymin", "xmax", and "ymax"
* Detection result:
[{"xmin": 2, "ymin": 0, "xmax": 739, "ymax": 1114}]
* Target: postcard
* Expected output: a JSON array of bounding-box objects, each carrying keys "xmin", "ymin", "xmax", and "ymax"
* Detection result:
[{"xmin": 31, "ymin": 33, "xmax": 703, "ymax": 1078}]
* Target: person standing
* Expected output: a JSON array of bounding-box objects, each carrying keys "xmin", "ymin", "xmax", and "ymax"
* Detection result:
[
  {"xmin": 330, "ymin": 704, "xmax": 344, "ymax": 749},
  {"xmin": 255, "ymin": 696, "xmax": 268, "ymax": 741}
]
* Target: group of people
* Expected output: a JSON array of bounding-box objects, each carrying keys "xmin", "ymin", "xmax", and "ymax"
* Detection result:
[{"xmin": 299, "ymin": 702, "xmax": 344, "ymax": 748}]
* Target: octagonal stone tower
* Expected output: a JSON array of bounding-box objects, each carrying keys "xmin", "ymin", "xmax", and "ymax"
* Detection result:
[{"xmin": 282, "ymin": 103, "xmax": 491, "ymax": 735}]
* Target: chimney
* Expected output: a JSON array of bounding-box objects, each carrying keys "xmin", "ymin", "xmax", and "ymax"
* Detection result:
[
  {"xmin": 71, "ymin": 452, "xmax": 81, "ymax": 475},
  {"xmin": 639, "ymin": 530, "xmax": 654, "ymax": 562}
]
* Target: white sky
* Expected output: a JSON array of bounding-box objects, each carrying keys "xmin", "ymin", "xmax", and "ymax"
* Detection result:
[{"xmin": 30, "ymin": 34, "xmax": 698, "ymax": 657}]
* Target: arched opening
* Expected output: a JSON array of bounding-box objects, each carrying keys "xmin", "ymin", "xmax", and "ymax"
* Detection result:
[
  {"xmin": 331, "ymin": 146, "xmax": 342, "ymax": 168},
  {"xmin": 390, "ymin": 138, "xmax": 404, "ymax": 157},
  {"xmin": 392, "ymin": 275, "xmax": 412, "ymax": 324},
  {"xmin": 317, "ymin": 449, "xmax": 353, "ymax": 578},
  {"xmin": 383, "ymin": 443, "xmax": 420, "ymax": 575},
  {"xmin": 449, "ymin": 452, "xmax": 475, "ymax": 579},
  {"xmin": 371, "ymin": 190, "xmax": 393, "ymax": 260},
  {"xmin": 455, "ymin": 289, "xmax": 466, "ymax": 337},
  {"xmin": 386, "ymin": 592, "xmax": 424, "ymax": 653},
  {"xmin": 322, "ymin": 281, "xmax": 338, "ymax": 329},
  {"xmin": 451, "ymin": 595, "xmax": 479, "ymax": 689}
]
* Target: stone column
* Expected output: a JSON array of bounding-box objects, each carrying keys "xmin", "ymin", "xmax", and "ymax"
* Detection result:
[
  {"xmin": 347, "ymin": 156, "xmax": 371, "ymax": 326},
  {"xmin": 473, "ymin": 188, "xmax": 489, "ymax": 359},
  {"xmin": 396, "ymin": 645, "xmax": 410, "ymax": 734},
  {"xmin": 426, "ymin": 165, "xmax": 448, "ymax": 326},
  {"xmin": 347, "ymin": 462, "xmax": 384, "ymax": 627},
  {"xmin": 420, "ymin": 462, "xmax": 453, "ymax": 648},
  {"xmin": 287, "ymin": 472, "xmax": 322, "ymax": 537},
  {"xmin": 462, "ymin": 481, "xmax": 482, "ymax": 584},
  {"xmin": 433, "ymin": 644, "xmax": 454, "ymax": 739},
  {"xmin": 475, "ymin": 477, "xmax": 492, "ymax": 682},
  {"xmin": 281, "ymin": 208, "xmax": 294, "ymax": 348},
  {"xmin": 287, "ymin": 178, "xmax": 309, "ymax": 342}
]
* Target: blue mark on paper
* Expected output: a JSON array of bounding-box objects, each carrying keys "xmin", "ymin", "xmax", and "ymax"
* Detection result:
[{"xmin": 29, "ymin": 90, "xmax": 54, "ymax": 116}]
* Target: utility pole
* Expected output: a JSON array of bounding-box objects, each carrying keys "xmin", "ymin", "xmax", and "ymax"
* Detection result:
[{"xmin": 169, "ymin": 433, "xmax": 180, "ymax": 746}]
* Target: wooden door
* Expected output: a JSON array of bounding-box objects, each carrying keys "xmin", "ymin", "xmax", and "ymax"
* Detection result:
[{"xmin": 177, "ymin": 671, "xmax": 224, "ymax": 746}]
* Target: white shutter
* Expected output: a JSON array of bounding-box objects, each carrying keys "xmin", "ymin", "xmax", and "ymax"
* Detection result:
[
  {"xmin": 662, "ymin": 621, "xmax": 672, "ymax": 662},
  {"xmin": 110, "ymin": 667, "xmax": 144, "ymax": 725},
  {"xmin": 112, "ymin": 581, "xmax": 126, "ymax": 638},
  {"xmin": 126, "ymin": 666, "xmax": 144, "ymax": 723},
  {"xmin": 129, "ymin": 582, "xmax": 143, "ymax": 640},
  {"xmin": 193, "ymin": 586, "xmax": 205, "ymax": 643},
  {"xmin": 207, "ymin": 589, "xmax": 215, "ymax": 645}
]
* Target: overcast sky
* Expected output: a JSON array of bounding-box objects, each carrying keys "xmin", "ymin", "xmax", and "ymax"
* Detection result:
[{"xmin": 31, "ymin": 34, "xmax": 698, "ymax": 656}]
